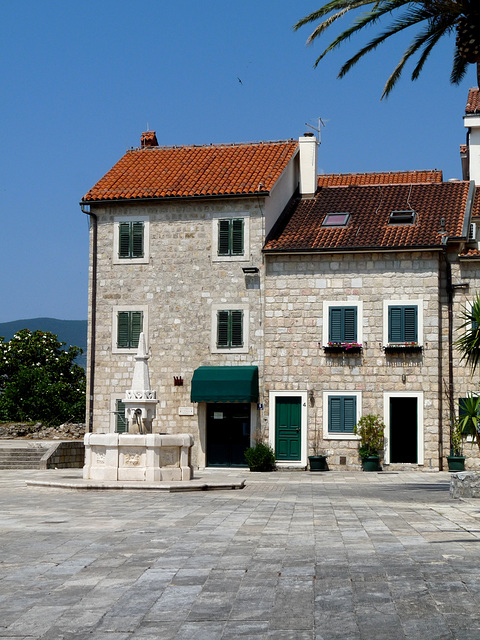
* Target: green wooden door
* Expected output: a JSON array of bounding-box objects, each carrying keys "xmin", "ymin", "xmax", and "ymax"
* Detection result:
[{"xmin": 275, "ymin": 396, "xmax": 302, "ymax": 461}]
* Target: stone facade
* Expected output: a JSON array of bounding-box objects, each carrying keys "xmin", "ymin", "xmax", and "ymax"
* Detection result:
[
  {"xmin": 262, "ymin": 250, "xmax": 479, "ymax": 471},
  {"xmin": 87, "ymin": 197, "xmax": 266, "ymax": 468}
]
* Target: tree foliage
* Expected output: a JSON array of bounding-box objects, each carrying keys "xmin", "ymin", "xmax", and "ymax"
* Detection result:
[
  {"xmin": 455, "ymin": 294, "xmax": 480, "ymax": 375},
  {"xmin": 0, "ymin": 329, "xmax": 85, "ymax": 425},
  {"xmin": 294, "ymin": 1, "xmax": 480, "ymax": 98}
]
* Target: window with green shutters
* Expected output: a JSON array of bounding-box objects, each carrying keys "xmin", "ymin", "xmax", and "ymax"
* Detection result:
[
  {"xmin": 217, "ymin": 310, "xmax": 243, "ymax": 348},
  {"xmin": 388, "ymin": 305, "xmax": 418, "ymax": 343},
  {"xmin": 117, "ymin": 311, "xmax": 143, "ymax": 349},
  {"xmin": 218, "ymin": 219, "xmax": 244, "ymax": 256},
  {"xmin": 328, "ymin": 395, "xmax": 357, "ymax": 433},
  {"xmin": 115, "ymin": 399, "xmax": 127, "ymax": 433},
  {"xmin": 118, "ymin": 221, "xmax": 144, "ymax": 259},
  {"xmin": 329, "ymin": 306, "xmax": 357, "ymax": 343}
]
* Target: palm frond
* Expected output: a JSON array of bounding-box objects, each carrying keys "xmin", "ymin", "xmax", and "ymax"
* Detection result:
[
  {"xmin": 338, "ymin": 5, "xmax": 432, "ymax": 77},
  {"xmin": 451, "ymin": 47, "xmax": 469, "ymax": 83},
  {"xmin": 455, "ymin": 295, "xmax": 480, "ymax": 375},
  {"xmin": 293, "ymin": 0, "xmax": 380, "ymax": 32}
]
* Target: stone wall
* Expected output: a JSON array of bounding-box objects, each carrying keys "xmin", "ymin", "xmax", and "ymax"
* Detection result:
[
  {"xmin": 44, "ymin": 441, "xmax": 85, "ymax": 469},
  {"xmin": 88, "ymin": 198, "xmax": 265, "ymax": 467},
  {"xmin": 263, "ymin": 250, "xmax": 450, "ymax": 470}
]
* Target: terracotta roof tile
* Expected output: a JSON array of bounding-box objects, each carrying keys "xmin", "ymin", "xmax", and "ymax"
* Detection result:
[
  {"xmin": 473, "ymin": 186, "xmax": 480, "ymax": 218},
  {"xmin": 317, "ymin": 170, "xmax": 443, "ymax": 188},
  {"xmin": 466, "ymin": 88, "xmax": 480, "ymax": 114},
  {"xmin": 264, "ymin": 181, "xmax": 471, "ymax": 253},
  {"xmin": 460, "ymin": 248, "xmax": 480, "ymax": 258},
  {"xmin": 83, "ymin": 140, "xmax": 298, "ymax": 202}
]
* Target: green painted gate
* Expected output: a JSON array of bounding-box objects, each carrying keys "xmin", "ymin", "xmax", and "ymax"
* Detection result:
[{"xmin": 275, "ymin": 396, "xmax": 302, "ymax": 461}]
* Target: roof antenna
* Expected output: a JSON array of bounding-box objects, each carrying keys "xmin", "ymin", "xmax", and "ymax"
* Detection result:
[
  {"xmin": 304, "ymin": 117, "xmax": 325, "ymax": 143},
  {"xmin": 146, "ymin": 122, "xmax": 149, "ymax": 131}
]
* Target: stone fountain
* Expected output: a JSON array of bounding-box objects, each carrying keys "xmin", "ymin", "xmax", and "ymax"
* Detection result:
[{"xmin": 83, "ymin": 334, "xmax": 193, "ymax": 481}]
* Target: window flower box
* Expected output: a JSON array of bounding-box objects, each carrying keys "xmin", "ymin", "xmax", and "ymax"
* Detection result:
[
  {"xmin": 383, "ymin": 342, "xmax": 423, "ymax": 354},
  {"xmin": 323, "ymin": 342, "xmax": 363, "ymax": 354}
]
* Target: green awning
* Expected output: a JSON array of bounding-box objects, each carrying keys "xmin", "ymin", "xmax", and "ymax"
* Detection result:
[{"xmin": 191, "ymin": 366, "xmax": 259, "ymax": 403}]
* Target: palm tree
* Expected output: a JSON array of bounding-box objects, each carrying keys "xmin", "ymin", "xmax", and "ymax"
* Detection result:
[
  {"xmin": 456, "ymin": 294, "xmax": 480, "ymax": 375},
  {"xmin": 294, "ymin": 1, "xmax": 480, "ymax": 98}
]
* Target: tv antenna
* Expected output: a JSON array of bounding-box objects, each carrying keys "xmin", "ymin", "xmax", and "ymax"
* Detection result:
[{"xmin": 305, "ymin": 117, "xmax": 325, "ymax": 144}]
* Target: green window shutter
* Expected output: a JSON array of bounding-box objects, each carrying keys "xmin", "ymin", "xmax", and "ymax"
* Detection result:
[
  {"xmin": 131, "ymin": 222, "xmax": 144, "ymax": 258},
  {"xmin": 119, "ymin": 223, "xmax": 131, "ymax": 258},
  {"xmin": 130, "ymin": 311, "xmax": 143, "ymax": 348},
  {"xmin": 116, "ymin": 399, "xmax": 127, "ymax": 433},
  {"xmin": 217, "ymin": 310, "xmax": 243, "ymax": 347},
  {"xmin": 389, "ymin": 305, "xmax": 417, "ymax": 342},
  {"xmin": 343, "ymin": 396, "xmax": 356, "ymax": 433},
  {"xmin": 217, "ymin": 311, "xmax": 229, "ymax": 347},
  {"xmin": 328, "ymin": 396, "xmax": 343, "ymax": 432},
  {"xmin": 117, "ymin": 312, "xmax": 130, "ymax": 348},
  {"xmin": 117, "ymin": 311, "xmax": 143, "ymax": 348},
  {"xmin": 231, "ymin": 310, "xmax": 243, "ymax": 347},
  {"xmin": 328, "ymin": 396, "xmax": 356, "ymax": 433},
  {"xmin": 218, "ymin": 220, "xmax": 231, "ymax": 256},
  {"xmin": 343, "ymin": 307, "xmax": 357, "ymax": 342},
  {"xmin": 329, "ymin": 307, "xmax": 357, "ymax": 342},
  {"xmin": 329, "ymin": 307, "xmax": 343, "ymax": 342},
  {"xmin": 403, "ymin": 306, "xmax": 417, "ymax": 342},
  {"xmin": 231, "ymin": 219, "xmax": 244, "ymax": 255}
]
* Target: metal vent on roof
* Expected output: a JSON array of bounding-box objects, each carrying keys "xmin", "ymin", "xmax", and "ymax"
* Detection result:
[{"xmin": 388, "ymin": 210, "xmax": 416, "ymax": 224}]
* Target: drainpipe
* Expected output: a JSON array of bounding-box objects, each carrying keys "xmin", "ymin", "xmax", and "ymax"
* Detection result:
[
  {"xmin": 81, "ymin": 203, "xmax": 97, "ymax": 433},
  {"xmin": 445, "ymin": 252, "xmax": 454, "ymax": 468}
]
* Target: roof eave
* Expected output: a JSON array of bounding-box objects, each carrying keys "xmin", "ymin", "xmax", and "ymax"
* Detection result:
[{"xmin": 81, "ymin": 190, "xmax": 270, "ymax": 205}]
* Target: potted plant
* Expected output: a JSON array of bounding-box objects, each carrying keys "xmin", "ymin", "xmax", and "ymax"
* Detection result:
[
  {"xmin": 446, "ymin": 420, "xmax": 466, "ymax": 471},
  {"xmin": 354, "ymin": 414, "xmax": 385, "ymax": 471},
  {"xmin": 244, "ymin": 442, "xmax": 276, "ymax": 472},
  {"xmin": 308, "ymin": 391, "xmax": 329, "ymax": 471}
]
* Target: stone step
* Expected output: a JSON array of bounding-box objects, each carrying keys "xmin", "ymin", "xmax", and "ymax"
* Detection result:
[{"xmin": 0, "ymin": 447, "xmax": 48, "ymax": 469}]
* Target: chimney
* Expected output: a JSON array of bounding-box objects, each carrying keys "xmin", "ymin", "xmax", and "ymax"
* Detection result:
[
  {"xmin": 298, "ymin": 132, "xmax": 318, "ymax": 198},
  {"xmin": 464, "ymin": 87, "xmax": 480, "ymax": 184},
  {"xmin": 141, "ymin": 131, "xmax": 158, "ymax": 148}
]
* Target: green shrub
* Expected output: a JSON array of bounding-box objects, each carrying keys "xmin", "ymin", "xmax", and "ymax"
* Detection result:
[
  {"xmin": 244, "ymin": 442, "xmax": 276, "ymax": 471},
  {"xmin": 354, "ymin": 414, "xmax": 385, "ymax": 459}
]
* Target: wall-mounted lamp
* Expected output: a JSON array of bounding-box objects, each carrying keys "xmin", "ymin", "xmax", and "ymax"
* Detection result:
[
  {"xmin": 242, "ymin": 267, "xmax": 259, "ymax": 274},
  {"xmin": 308, "ymin": 389, "xmax": 315, "ymax": 407}
]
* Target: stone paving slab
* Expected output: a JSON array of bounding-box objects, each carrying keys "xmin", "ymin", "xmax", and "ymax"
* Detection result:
[{"xmin": 2, "ymin": 469, "xmax": 480, "ymax": 638}]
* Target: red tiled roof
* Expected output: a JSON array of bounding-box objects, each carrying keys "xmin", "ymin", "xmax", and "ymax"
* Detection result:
[
  {"xmin": 466, "ymin": 88, "xmax": 480, "ymax": 114},
  {"xmin": 264, "ymin": 181, "xmax": 471, "ymax": 253},
  {"xmin": 317, "ymin": 170, "xmax": 443, "ymax": 188},
  {"xmin": 460, "ymin": 248, "xmax": 480, "ymax": 259},
  {"xmin": 83, "ymin": 141, "xmax": 298, "ymax": 202},
  {"xmin": 473, "ymin": 186, "xmax": 480, "ymax": 218}
]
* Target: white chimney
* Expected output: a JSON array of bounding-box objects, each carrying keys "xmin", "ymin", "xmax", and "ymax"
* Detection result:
[
  {"xmin": 464, "ymin": 88, "xmax": 480, "ymax": 184},
  {"xmin": 298, "ymin": 133, "xmax": 318, "ymax": 198}
]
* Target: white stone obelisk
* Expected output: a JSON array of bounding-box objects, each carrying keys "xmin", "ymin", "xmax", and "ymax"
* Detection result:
[{"xmin": 123, "ymin": 333, "xmax": 158, "ymax": 434}]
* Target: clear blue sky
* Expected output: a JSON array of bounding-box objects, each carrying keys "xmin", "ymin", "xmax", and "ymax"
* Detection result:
[{"xmin": 1, "ymin": 1, "xmax": 477, "ymax": 323}]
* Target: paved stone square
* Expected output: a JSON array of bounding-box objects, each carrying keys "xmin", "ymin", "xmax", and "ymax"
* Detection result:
[{"xmin": 1, "ymin": 469, "xmax": 480, "ymax": 639}]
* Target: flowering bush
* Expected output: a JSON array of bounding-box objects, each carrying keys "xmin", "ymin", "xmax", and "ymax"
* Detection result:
[
  {"xmin": 0, "ymin": 330, "xmax": 85, "ymax": 425},
  {"xmin": 327, "ymin": 342, "xmax": 362, "ymax": 349}
]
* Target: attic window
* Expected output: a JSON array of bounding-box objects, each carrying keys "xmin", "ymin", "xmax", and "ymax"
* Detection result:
[
  {"xmin": 322, "ymin": 213, "xmax": 350, "ymax": 227},
  {"xmin": 389, "ymin": 210, "xmax": 416, "ymax": 224}
]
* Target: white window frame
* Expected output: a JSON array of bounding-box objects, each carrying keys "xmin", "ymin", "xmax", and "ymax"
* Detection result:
[
  {"xmin": 112, "ymin": 305, "xmax": 149, "ymax": 354},
  {"xmin": 322, "ymin": 300, "xmax": 363, "ymax": 346},
  {"xmin": 323, "ymin": 391, "xmax": 362, "ymax": 440},
  {"xmin": 383, "ymin": 299, "xmax": 423, "ymax": 346},
  {"xmin": 268, "ymin": 390, "xmax": 308, "ymax": 468},
  {"xmin": 113, "ymin": 215, "xmax": 150, "ymax": 265},
  {"xmin": 211, "ymin": 212, "xmax": 250, "ymax": 263},
  {"xmin": 383, "ymin": 391, "xmax": 424, "ymax": 465},
  {"xmin": 210, "ymin": 303, "xmax": 249, "ymax": 354}
]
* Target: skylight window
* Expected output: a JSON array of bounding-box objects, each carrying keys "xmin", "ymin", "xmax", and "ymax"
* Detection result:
[
  {"xmin": 389, "ymin": 210, "xmax": 416, "ymax": 224},
  {"xmin": 322, "ymin": 213, "xmax": 350, "ymax": 227}
]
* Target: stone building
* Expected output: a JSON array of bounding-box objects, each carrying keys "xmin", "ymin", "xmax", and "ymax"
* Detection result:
[{"xmin": 81, "ymin": 88, "xmax": 480, "ymax": 471}]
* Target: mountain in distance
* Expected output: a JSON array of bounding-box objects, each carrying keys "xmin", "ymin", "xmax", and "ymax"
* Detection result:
[{"xmin": 0, "ymin": 318, "xmax": 87, "ymax": 369}]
